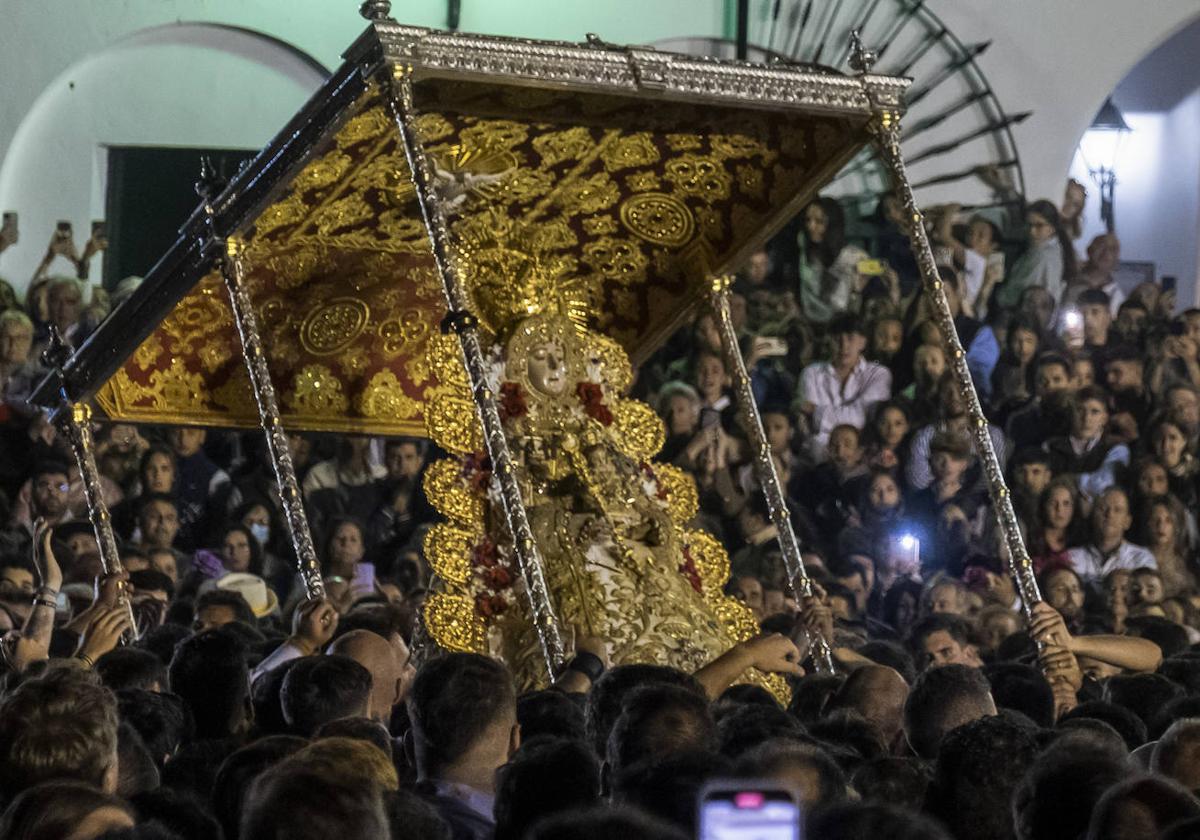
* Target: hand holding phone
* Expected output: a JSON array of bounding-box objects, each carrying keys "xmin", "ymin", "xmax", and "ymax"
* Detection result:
[{"xmin": 699, "ymin": 781, "xmax": 801, "ymax": 840}]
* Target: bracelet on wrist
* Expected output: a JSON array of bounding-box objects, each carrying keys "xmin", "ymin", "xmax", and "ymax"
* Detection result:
[{"xmin": 77, "ymin": 653, "xmax": 95, "ymax": 669}]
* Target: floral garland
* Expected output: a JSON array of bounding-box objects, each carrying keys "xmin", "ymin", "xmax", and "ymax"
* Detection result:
[{"xmin": 471, "ymin": 536, "xmax": 516, "ymax": 618}]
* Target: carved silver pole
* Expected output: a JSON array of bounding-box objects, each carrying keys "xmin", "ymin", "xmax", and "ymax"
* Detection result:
[
  {"xmin": 383, "ymin": 65, "xmax": 566, "ymax": 678},
  {"xmin": 869, "ymin": 110, "xmax": 1041, "ymax": 618},
  {"xmin": 43, "ymin": 330, "xmax": 138, "ymax": 637},
  {"xmin": 710, "ymin": 278, "xmax": 835, "ymax": 674},
  {"xmin": 221, "ymin": 238, "xmax": 325, "ymax": 600}
]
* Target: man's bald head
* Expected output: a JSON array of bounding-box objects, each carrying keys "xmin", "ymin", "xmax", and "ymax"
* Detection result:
[
  {"xmin": 1153, "ymin": 719, "xmax": 1200, "ymax": 793},
  {"xmin": 329, "ymin": 630, "xmax": 404, "ymax": 724},
  {"xmin": 829, "ymin": 665, "xmax": 909, "ymax": 747}
]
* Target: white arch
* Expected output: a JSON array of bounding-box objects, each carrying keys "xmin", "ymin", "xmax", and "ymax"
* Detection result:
[{"xmin": 0, "ymin": 22, "xmax": 328, "ymax": 291}]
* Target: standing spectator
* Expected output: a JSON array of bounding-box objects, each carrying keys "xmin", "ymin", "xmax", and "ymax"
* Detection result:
[
  {"xmin": 994, "ymin": 199, "xmax": 1077, "ymax": 312},
  {"xmin": 1043, "ymin": 386, "xmax": 1129, "ymax": 502},
  {"xmin": 169, "ymin": 428, "xmax": 230, "ymax": 552},
  {"xmin": 1067, "ymin": 486, "xmax": 1157, "ymax": 582},
  {"xmin": 799, "ymin": 313, "xmax": 892, "ymax": 456},
  {"xmin": 797, "ymin": 197, "xmax": 869, "ymax": 325}
]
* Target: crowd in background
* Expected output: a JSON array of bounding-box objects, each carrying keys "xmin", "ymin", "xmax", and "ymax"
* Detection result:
[{"xmin": 0, "ymin": 176, "xmax": 1199, "ymax": 839}]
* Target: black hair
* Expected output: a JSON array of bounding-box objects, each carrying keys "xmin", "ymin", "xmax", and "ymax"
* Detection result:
[
  {"xmin": 803, "ymin": 195, "xmax": 848, "ymax": 269},
  {"xmin": 585, "ymin": 664, "xmax": 704, "ymax": 758},
  {"xmin": 739, "ymin": 741, "xmax": 847, "ymax": 808},
  {"xmin": 925, "ymin": 714, "xmax": 1040, "ymax": 840},
  {"xmin": 606, "ymin": 684, "xmax": 716, "ymax": 775},
  {"xmin": 129, "ymin": 786, "xmax": 224, "ymax": 840},
  {"xmin": 715, "ymin": 700, "xmax": 808, "ymax": 759},
  {"xmin": 128, "ymin": 568, "xmax": 175, "ymax": 600},
  {"xmin": 136, "ymin": 623, "xmax": 192, "ymax": 667},
  {"xmin": 1105, "ymin": 673, "xmax": 1186, "ymax": 730},
  {"xmin": 167, "ymin": 626, "xmax": 251, "ymax": 740},
  {"xmin": 1159, "ymin": 657, "xmax": 1200, "ymax": 697},
  {"xmin": 856, "ymin": 641, "xmax": 917, "ymax": 685},
  {"xmin": 194, "ymin": 589, "xmax": 256, "ymax": 627},
  {"xmin": 217, "ymin": 523, "xmax": 264, "ymax": 576},
  {"xmin": 212, "ymin": 735, "xmax": 309, "ymax": 840},
  {"xmin": 31, "ymin": 460, "xmax": 71, "ymax": 483},
  {"xmin": 494, "ymin": 738, "xmax": 602, "ymax": 840},
  {"xmin": 517, "ymin": 690, "xmax": 586, "ymax": 743},
  {"xmin": 0, "ymin": 781, "xmax": 134, "ymax": 839},
  {"xmin": 908, "ymin": 613, "xmax": 975, "ymax": 662},
  {"xmin": 616, "ymin": 751, "xmax": 732, "ymax": 836},
  {"xmin": 806, "ymin": 802, "xmax": 953, "ymax": 840},
  {"xmin": 850, "ymin": 758, "xmax": 931, "ymax": 809},
  {"xmin": 983, "ymin": 662, "xmax": 1055, "ymax": 729},
  {"xmin": 280, "ymin": 654, "xmax": 374, "ymax": 737},
  {"xmin": 116, "ymin": 688, "xmax": 192, "ymax": 768},
  {"xmin": 1012, "ymin": 736, "xmax": 1129, "ymax": 840},
  {"xmin": 136, "ymin": 492, "xmax": 178, "ymax": 519},
  {"xmin": 315, "ymin": 716, "xmax": 393, "ymax": 759},
  {"xmin": 407, "ymin": 653, "xmax": 516, "ymax": 775},
  {"xmin": 241, "ymin": 765, "xmax": 389, "ymax": 840},
  {"xmin": 526, "ymin": 805, "xmax": 688, "ymax": 840},
  {"xmin": 1127, "ymin": 615, "xmax": 1188, "ymax": 659},
  {"xmin": 903, "ymin": 664, "xmax": 994, "ymax": 760},
  {"xmin": 1059, "ymin": 701, "xmax": 1148, "ymax": 752},
  {"xmin": 116, "ymin": 721, "xmax": 159, "ymax": 798},
  {"xmin": 787, "ymin": 673, "xmax": 846, "ymax": 725},
  {"xmin": 808, "ymin": 709, "xmax": 887, "ymax": 766},
  {"xmin": 1025, "ymin": 198, "xmax": 1078, "ymax": 285},
  {"xmin": 251, "ymin": 657, "xmax": 305, "ymax": 737},
  {"xmin": 96, "ymin": 647, "xmax": 168, "ymax": 693}
]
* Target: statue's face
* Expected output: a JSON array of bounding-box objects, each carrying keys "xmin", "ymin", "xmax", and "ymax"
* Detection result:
[{"xmin": 526, "ymin": 339, "xmax": 567, "ymax": 396}]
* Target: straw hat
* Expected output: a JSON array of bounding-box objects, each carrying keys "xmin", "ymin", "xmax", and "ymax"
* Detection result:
[{"xmin": 199, "ymin": 572, "xmax": 279, "ymax": 619}]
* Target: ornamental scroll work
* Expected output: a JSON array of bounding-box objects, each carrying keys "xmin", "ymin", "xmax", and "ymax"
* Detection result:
[
  {"xmin": 95, "ymin": 79, "xmax": 867, "ymax": 433},
  {"xmin": 420, "ymin": 318, "xmax": 785, "ymax": 700}
]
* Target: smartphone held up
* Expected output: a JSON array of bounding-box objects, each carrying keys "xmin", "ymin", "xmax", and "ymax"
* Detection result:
[{"xmin": 699, "ymin": 782, "xmax": 802, "ymax": 840}]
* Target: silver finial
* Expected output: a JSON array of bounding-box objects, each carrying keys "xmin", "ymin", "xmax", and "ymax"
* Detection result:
[
  {"xmin": 848, "ymin": 29, "xmax": 878, "ymax": 74},
  {"xmin": 360, "ymin": 0, "xmax": 392, "ymax": 21}
]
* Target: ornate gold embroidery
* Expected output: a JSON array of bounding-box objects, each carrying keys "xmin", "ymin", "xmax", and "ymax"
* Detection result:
[
  {"xmin": 357, "ymin": 369, "xmax": 420, "ymax": 419},
  {"xmin": 600, "ymin": 133, "xmax": 660, "ymax": 172},
  {"xmin": 532, "ymin": 126, "xmax": 594, "ymax": 168},
  {"xmin": 285, "ymin": 365, "xmax": 348, "ymax": 416},
  {"xmin": 582, "ymin": 216, "xmax": 618, "ymax": 236},
  {"xmin": 424, "ymin": 593, "xmax": 486, "ymax": 653},
  {"xmin": 611, "ymin": 399, "xmax": 666, "ymax": 462},
  {"xmin": 656, "ymin": 464, "xmax": 700, "ymax": 524},
  {"xmin": 300, "ymin": 298, "xmax": 371, "ymax": 356},
  {"xmin": 619, "ymin": 192, "xmax": 695, "ymax": 247},
  {"xmin": 664, "ymin": 154, "xmax": 732, "ymax": 204},
  {"xmin": 581, "ymin": 237, "xmax": 649, "ymax": 286},
  {"xmin": 424, "ymin": 458, "xmax": 485, "ymax": 526},
  {"xmin": 424, "ymin": 522, "xmax": 481, "ymax": 585},
  {"xmin": 132, "ymin": 334, "xmax": 164, "ymax": 371},
  {"xmin": 554, "ymin": 172, "xmax": 620, "ymax": 215}
]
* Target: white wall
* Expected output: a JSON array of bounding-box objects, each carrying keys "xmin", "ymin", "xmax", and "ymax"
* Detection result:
[{"xmin": 1, "ymin": 0, "xmax": 1198, "ymax": 290}]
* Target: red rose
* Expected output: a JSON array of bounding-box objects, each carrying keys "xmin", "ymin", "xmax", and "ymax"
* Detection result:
[
  {"xmin": 482, "ymin": 566, "xmax": 513, "ymax": 590},
  {"xmin": 678, "ymin": 556, "xmax": 703, "ymax": 594},
  {"xmin": 462, "ymin": 451, "xmax": 493, "ymax": 493},
  {"xmin": 475, "ymin": 593, "xmax": 508, "ymax": 618},
  {"xmin": 575, "ymin": 381, "xmax": 614, "ymax": 426},
  {"xmin": 499, "ymin": 381, "xmax": 528, "ymax": 421},
  {"xmin": 471, "ymin": 537, "xmax": 498, "ymax": 568}
]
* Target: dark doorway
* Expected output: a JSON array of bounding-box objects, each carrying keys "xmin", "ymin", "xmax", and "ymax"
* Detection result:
[{"xmin": 103, "ymin": 146, "xmax": 256, "ymax": 287}]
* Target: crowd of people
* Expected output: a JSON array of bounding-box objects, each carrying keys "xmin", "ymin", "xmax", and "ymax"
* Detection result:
[{"xmin": 0, "ymin": 177, "xmax": 1198, "ymax": 839}]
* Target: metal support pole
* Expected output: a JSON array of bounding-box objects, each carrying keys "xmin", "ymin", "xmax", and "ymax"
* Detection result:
[
  {"xmin": 869, "ymin": 110, "xmax": 1042, "ymax": 618},
  {"xmin": 383, "ymin": 64, "xmax": 566, "ymax": 679},
  {"xmin": 42, "ymin": 328, "xmax": 138, "ymax": 636},
  {"xmin": 710, "ymin": 278, "xmax": 835, "ymax": 675},
  {"xmin": 220, "ymin": 238, "xmax": 325, "ymax": 600}
]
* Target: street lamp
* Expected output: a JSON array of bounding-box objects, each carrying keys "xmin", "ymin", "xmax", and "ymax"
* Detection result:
[{"xmin": 1079, "ymin": 97, "xmax": 1131, "ymax": 233}]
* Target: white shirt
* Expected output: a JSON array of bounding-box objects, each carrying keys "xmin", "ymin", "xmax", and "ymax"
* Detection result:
[
  {"xmin": 1067, "ymin": 541, "xmax": 1157, "ymax": 582},
  {"xmin": 800, "ymin": 357, "xmax": 891, "ymax": 449}
]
